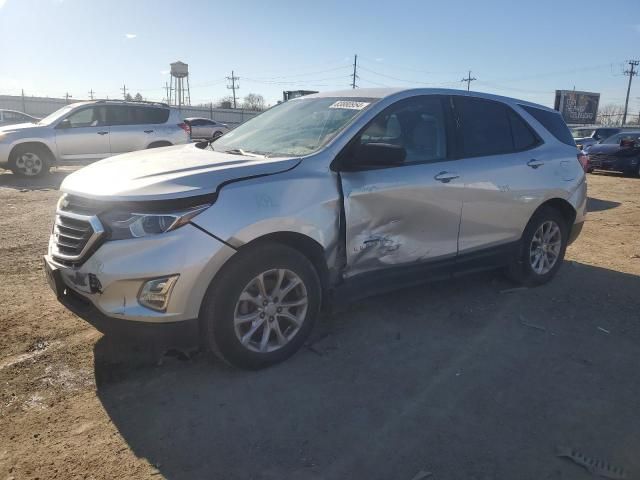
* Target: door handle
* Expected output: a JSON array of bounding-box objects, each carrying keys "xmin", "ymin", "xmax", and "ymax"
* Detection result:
[
  {"xmin": 97, "ymin": 131, "xmax": 108, "ymax": 135},
  {"xmin": 527, "ymin": 159, "xmax": 544, "ymax": 169},
  {"xmin": 144, "ymin": 130, "xmax": 154, "ymax": 134},
  {"xmin": 434, "ymin": 171, "xmax": 460, "ymax": 183}
]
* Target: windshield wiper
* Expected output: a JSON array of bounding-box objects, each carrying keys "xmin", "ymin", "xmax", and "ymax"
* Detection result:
[{"xmin": 223, "ymin": 148, "xmax": 266, "ymax": 158}]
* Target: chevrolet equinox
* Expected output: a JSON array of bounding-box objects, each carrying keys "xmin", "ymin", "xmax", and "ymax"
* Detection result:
[{"xmin": 44, "ymin": 88, "xmax": 587, "ymax": 369}]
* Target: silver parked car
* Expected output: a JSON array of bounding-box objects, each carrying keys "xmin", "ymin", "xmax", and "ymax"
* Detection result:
[
  {"xmin": 44, "ymin": 88, "xmax": 587, "ymax": 369},
  {"xmin": 0, "ymin": 109, "xmax": 39, "ymax": 127},
  {"xmin": 0, "ymin": 100, "xmax": 190, "ymax": 177},
  {"xmin": 184, "ymin": 117, "xmax": 230, "ymax": 141}
]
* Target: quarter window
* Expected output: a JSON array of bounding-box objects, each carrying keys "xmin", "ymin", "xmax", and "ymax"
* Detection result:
[
  {"xmin": 520, "ymin": 105, "xmax": 575, "ymax": 146},
  {"xmin": 508, "ymin": 110, "xmax": 539, "ymax": 150},
  {"xmin": 358, "ymin": 96, "xmax": 448, "ymax": 164}
]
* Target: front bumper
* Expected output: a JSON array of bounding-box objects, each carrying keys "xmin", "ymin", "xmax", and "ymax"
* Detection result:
[
  {"xmin": 45, "ymin": 223, "xmax": 236, "ymax": 324},
  {"xmin": 588, "ymin": 156, "xmax": 639, "ymax": 173},
  {"xmin": 0, "ymin": 141, "xmax": 11, "ymax": 167}
]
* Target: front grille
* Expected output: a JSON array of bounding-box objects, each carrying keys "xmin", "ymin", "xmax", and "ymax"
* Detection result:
[
  {"xmin": 589, "ymin": 153, "xmax": 616, "ymax": 164},
  {"xmin": 51, "ymin": 195, "xmax": 104, "ymax": 266}
]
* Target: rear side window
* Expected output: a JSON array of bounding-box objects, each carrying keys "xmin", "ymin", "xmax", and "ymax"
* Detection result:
[
  {"xmin": 457, "ymin": 97, "xmax": 513, "ymax": 157},
  {"xmin": 508, "ymin": 110, "xmax": 539, "ymax": 150},
  {"xmin": 520, "ymin": 105, "xmax": 575, "ymax": 146},
  {"xmin": 134, "ymin": 107, "xmax": 169, "ymax": 124}
]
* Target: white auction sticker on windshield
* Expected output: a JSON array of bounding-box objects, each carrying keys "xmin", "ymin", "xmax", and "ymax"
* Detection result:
[{"xmin": 329, "ymin": 100, "xmax": 370, "ymax": 110}]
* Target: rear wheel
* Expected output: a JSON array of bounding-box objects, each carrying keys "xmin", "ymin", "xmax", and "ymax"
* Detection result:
[
  {"xmin": 200, "ymin": 243, "xmax": 321, "ymax": 369},
  {"xmin": 10, "ymin": 145, "xmax": 51, "ymax": 177},
  {"xmin": 506, "ymin": 207, "xmax": 569, "ymax": 286}
]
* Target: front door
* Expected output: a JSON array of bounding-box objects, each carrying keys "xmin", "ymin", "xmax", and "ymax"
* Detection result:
[
  {"xmin": 55, "ymin": 106, "xmax": 109, "ymax": 161},
  {"xmin": 338, "ymin": 95, "xmax": 463, "ymax": 278}
]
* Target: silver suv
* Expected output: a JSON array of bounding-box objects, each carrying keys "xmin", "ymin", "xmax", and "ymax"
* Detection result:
[
  {"xmin": 0, "ymin": 100, "xmax": 189, "ymax": 177},
  {"xmin": 44, "ymin": 88, "xmax": 587, "ymax": 369}
]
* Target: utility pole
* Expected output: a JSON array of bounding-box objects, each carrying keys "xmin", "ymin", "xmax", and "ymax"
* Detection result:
[
  {"xmin": 226, "ymin": 70, "xmax": 240, "ymax": 108},
  {"xmin": 120, "ymin": 83, "xmax": 128, "ymax": 100},
  {"xmin": 622, "ymin": 60, "xmax": 638, "ymax": 126},
  {"xmin": 88, "ymin": 89, "xmax": 95, "ymax": 100},
  {"xmin": 461, "ymin": 70, "xmax": 477, "ymax": 91},
  {"xmin": 64, "ymin": 92, "xmax": 72, "ymax": 104},
  {"xmin": 351, "ymin": 54, "xmax": 358, "ymax": 89},
  {"xmin": 21, "ymin": 89, "xmax": 26, "ymax": 113}
]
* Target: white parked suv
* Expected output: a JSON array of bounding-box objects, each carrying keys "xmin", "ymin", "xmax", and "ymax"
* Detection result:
[
  {"xmin": 0, "ymin": 100, "xmax": 190, "ymax": 177},
  {"xmin": 44, "ymin": 88, "xmax": 587, "ymax": 369}
]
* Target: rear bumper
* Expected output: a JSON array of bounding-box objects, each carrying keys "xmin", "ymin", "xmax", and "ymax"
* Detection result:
[{"xmin": 568, "ymin": 221, "xmax": 584, "ymax": 245}]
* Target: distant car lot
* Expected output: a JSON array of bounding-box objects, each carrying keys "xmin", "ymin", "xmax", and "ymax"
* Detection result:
[
  {"xmin": 0, "ymin": 109, "xmax": 39, "ymax": 127},
  {"xmin": 0, "ymin": 170, "xmax": 639, "ymax": 479},
  {"xmin": 0, "ymin": 100, "xmax": 189, "ymax": 177}
]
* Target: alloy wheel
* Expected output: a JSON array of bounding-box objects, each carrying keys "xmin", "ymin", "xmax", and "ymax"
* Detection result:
[
  {"xmin": 233, "ymin": 269, "xmax": 308, "ymax": 353},
  {"xmin": 14, "ymin": 152, "xmax": 43, "ymax": 176},
  {"xmin": 529, "ymin": 220, "xmax": 562, "ymax": 275}
]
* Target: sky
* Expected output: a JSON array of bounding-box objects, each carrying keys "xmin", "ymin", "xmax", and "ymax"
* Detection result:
[{"xmin": 1, "ymin": 0, "xmax": 639, "ymax": 113}]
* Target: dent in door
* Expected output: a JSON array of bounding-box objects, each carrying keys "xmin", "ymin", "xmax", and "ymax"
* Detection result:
[{"xmin": 344, "ymin": 187, "xmax": 436, "ymax": 275}]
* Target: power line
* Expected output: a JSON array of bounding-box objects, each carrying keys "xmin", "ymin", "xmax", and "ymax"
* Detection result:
[
  {"xmin": 351, "ymin": 54, "xmax": 359, "ymax": 89},
  {"xmin": 226, "ymin": 70, "xmax": 239, "ymax": 109},
  {"xmin": 622, "ymin": 60, "xmax": 639, "ymax": 126},
  {"xmin": 461, "ymin": 70, "xmax": 477, "ymax": 91}
]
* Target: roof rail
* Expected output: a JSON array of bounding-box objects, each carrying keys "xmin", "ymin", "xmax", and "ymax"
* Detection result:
[{"xmin": 93, "ymin": 99, "xmax": 170, "ymax": 108}]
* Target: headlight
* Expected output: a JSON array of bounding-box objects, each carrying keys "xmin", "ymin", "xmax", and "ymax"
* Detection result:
[{"xmin": 101, "ymin": 204, "xmax": 210, "ymax": 240}]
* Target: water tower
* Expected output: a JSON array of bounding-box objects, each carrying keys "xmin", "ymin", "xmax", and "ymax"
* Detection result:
[{"xmin": 169, "ymin": 61, "xmax": 191, "ymax": 107}]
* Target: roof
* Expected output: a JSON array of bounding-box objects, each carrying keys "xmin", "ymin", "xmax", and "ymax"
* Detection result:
[{"xmin": 303, "ymin": 87, "xmax": 556, "ymax": 112}]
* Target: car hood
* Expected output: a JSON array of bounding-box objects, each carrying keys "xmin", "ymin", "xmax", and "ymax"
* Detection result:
[
  {"xmin": 0, "ymin": 122, "xmax": 46, "ymax": 134},
  {"xmin": 586, "ymin": 144, "xmax": 622, "ymax": 155},
  {"xmin": 61, "ymin": 143, "xmax": 301, "ymax": 201}
]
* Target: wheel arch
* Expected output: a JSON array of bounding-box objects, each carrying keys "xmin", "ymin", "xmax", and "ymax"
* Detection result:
[
  {"xmin": 237, "ymin": 231, "xmax": 331, "ymax": 300},
  {"xmin": 146, "ymin": 140, "xmax": 173, "ymax": 149},
  {"xmin": 9, "ymin": 141, "xmax": 56, "ymax": 164},
  {"xmin": 534, "ymin": 197, "xmax": 577, "ymax": 228}
]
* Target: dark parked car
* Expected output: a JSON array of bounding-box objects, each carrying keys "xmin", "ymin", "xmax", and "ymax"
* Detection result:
[
  {"xmin": 571, "ymin": 126, "xmax": 624, "ymax": 151},
  {"xmin": 586, "ymin": 131, "xmax": 640, "ymax": 176},
  {"xmin": 0, "ymin": 109, "xmax": 39, "ymax": 127}
]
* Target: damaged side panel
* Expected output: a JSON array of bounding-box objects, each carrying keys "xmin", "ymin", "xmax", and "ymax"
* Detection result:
[{"xmin": 340, "ymin": 163, "xmax": 464, "ymax": 277}]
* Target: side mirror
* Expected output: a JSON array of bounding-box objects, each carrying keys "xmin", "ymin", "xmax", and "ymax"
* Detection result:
[
  {"xmin": 56, "ymin": 118, "xmax": 71, "ymax": 129},
  {"xmin": 350, "ymin": 143, "xmax": 406, "ymax": 169},
  {"xmin": 620, "ymin": 138, "xmax": 634, "ymax": 148}
]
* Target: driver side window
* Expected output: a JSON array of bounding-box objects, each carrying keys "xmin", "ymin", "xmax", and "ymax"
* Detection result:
[
  {"xmin": 65, "ymin": 107, "xmax": 106, "ymax": 128},
  {"xmin": 358, "ymin": 96, "xmax": 448, "ymax": 164}
]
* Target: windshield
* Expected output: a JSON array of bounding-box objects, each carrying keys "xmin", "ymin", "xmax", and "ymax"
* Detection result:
[
  {"xmin": 601, "ymin": 132, "xmax": 640, "ymax": 144},
  {"xmin": 37, "ymin": 105, "xmax": 75, "ymax": 126},
  {"xmin": 213, "ymin": 97, "xmax": 377, "ymax": 157},
  {"xmin": 571, "ymin": 128, "xmax": 594, "ymax": 139}
]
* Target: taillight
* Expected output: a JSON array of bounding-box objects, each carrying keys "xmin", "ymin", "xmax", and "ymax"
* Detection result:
[
  {"xmin": 577, "ymin": 152, "xmax": 589, "ymax": 172},
  {"xmin": 178, "ymin": 123, "xmax": 191, "ymax": 136}
]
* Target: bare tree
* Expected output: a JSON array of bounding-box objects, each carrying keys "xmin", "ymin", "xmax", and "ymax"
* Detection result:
[
  {"xmin": 243, "ymin": 93, "xmax": 266, "ymax": 111},
  {"xmin": 215, "ymin": 96, "xmax": 234, "ymax": 109},
  {"xmin": 124, "ymin": 93, "xmax": 133, "ymax": 102},
  {"xmin": 596, "ymin": 104, "xmax": 625, "ymax": 126},
  {"xmin": 134, "ymin": 92, "xmax": 143, "ymax": 101}
]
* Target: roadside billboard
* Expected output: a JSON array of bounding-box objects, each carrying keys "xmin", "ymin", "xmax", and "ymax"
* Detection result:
[{"xmin": 554, "ymin": 90, "xmax": 600, "ymax": 124}]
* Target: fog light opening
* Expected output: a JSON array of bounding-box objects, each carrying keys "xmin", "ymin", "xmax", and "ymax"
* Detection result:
[{"xmin": 138, "ymin": 275, "xmax": 179, "ymax": 312}]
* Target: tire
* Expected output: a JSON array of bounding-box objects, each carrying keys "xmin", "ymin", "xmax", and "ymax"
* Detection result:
[
  {"xmin": 199, "ymin": 243, "xmax": 321, "ymax": 369},
  {"xmin": 10, "ymin": 144, "xmax": 52, "ymax": 177},
  {"xmin": 506, "ymin": 206, "xmax": 569, "ymax": 286}
]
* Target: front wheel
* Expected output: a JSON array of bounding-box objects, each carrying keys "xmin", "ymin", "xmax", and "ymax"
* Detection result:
[
  {"xmin": 200, "ymin": 243, "xmax": 321, "ymax": 369},
  {"xmin": 10, "ymin": 145, "xmax": 51, "ymax": 177},
  {"xmin": 506, "ymin": 207, "xmax": 569, "ymax": 286}
]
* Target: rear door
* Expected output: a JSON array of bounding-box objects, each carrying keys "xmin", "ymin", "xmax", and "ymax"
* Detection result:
[
  {"xmin": 107, "ymin": 106, "xmax": 171, "ymax": 154},
  {"xmin": 54, "ymin": 106, "xmax": 110, "ymax": 160},
  {"xmin": 453, "ymin": 96, "xmax": 553, "ymax": 254},
  {"xmin": 338, "ymin": 95, "xmax": 463, "ymax": 277}
]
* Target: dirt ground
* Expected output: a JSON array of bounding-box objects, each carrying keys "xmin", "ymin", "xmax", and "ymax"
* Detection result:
[{"xmin": 1, "ymin": 168, "xmax": 639, "ymax": 480}]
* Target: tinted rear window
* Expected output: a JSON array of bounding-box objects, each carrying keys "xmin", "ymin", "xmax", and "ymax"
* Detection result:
[
  {"xmin": 457, "ymin": 97, "xmax": 513, "ymax": 157},
  {"xmin": 135, "ymin": 107, "xmax": 169, "ymax": 124},
  {"xmin": 520, "ymin": 105, "xmax": 575, "ymax": 146}
]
